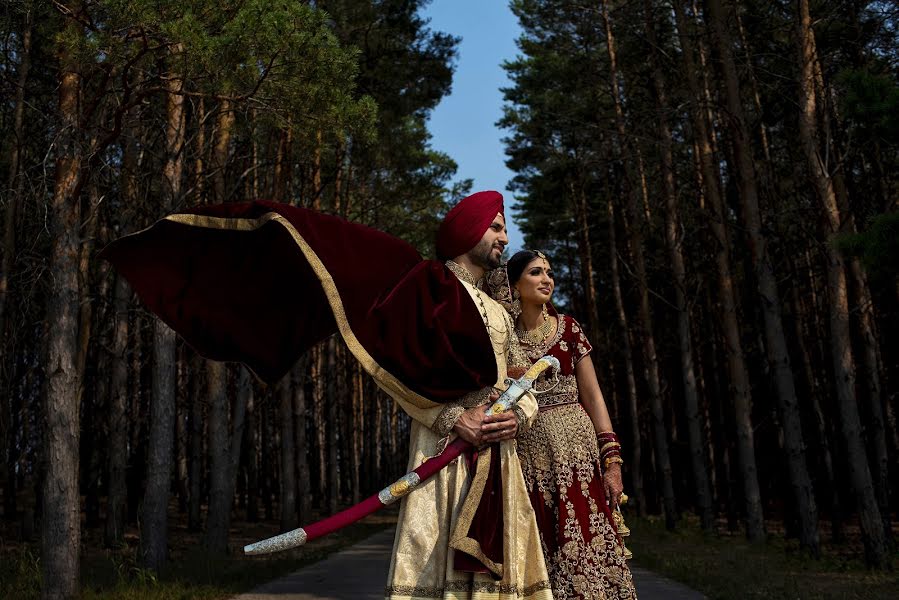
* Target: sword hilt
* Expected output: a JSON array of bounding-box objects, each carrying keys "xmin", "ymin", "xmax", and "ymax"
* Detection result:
[{"xmin": 486, "ymin": 355, "xmax": 560, "ymax": 415}]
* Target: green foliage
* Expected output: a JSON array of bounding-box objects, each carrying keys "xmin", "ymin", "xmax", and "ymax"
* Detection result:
[
  {"xmin": 835, "ymin": 211, "xmax": 899, "ymax": 282},
  {"xmin": 837, "ymin": 68, "xmax": 899, "ymax": 145},
  {"xmin": 0, "ymin": 547, "xmax": 41, "ymax": 600}
]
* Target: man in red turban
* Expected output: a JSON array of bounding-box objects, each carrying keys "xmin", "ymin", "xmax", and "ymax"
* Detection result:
[{"xmin": 101, "ymin": 190, "xmax": 552, "ymax": 599}]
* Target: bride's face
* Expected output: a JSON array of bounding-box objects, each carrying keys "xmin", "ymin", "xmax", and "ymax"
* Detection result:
[{"xmin": 514, "ymin": 257, "xmax": 554, "ymax": 307}]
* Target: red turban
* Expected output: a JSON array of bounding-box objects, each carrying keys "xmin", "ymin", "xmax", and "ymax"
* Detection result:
[{"xmin": 436, "ymin": 190, "xmax": 504, "ymax": 261}]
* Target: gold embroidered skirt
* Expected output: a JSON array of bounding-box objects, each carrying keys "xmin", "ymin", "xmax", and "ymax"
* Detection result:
[{"xmin": 517, "ymin": 403, "xmax": 637, "ymax": 600}]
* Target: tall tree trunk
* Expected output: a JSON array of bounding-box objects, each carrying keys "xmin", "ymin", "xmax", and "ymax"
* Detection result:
[
  {"xmin": 601, "ymin": 0, "xmax": 674, "ymax": 527},
  {"xmin": 175, "ymin": 356, "xmax": 189, "ymax": 514},
  {"xmin": 673, "ymin": 0, "xmax": 765, "ymax": 541},
  {"xmin": 42, "ymin": 15, "xmax": 83, "ymax": 596},
  {"xmin": 643, "ymin": 0, "xmax": 713, "ymax": 531},
  {"xmin": 571, "ymin": 181, "xmax": 601, "ymax": 341},
  {"xmin": 327, "ymin": 337, "xmax": 339, "ymax": 513},
  {"xmin": 848, "ymin": 262, "xmax": 890, "ymax": 540},
  {"xmin": 795, "ymin": 0, "xmax": 887, "ymax": 567},
  {"xmin": 104, "ymin": 274, "xmax": 130, "ymax": 547},
  {"xmin": 212, "ymin": 100, "xmax": 234, "ymax": 204},
  {"xmin": 708, "ymin": 0, "xmax": 819, "ymax": 553},
  {"xmin": 187, "ymin": 355, "xmax": 204, "ymax": 531},
  {"xmin": 351, "ymin": 363, "xmax": 363, "ymax": 504},
  {"xmin": 245, "ymin": 384, "xmax": 259, "ymax": 522},
  {"xmin": 791, "ymin": 266, "xmax": 841, "ymax": 543},
  {"xmin": 0, "ymin": 8, "xmax": 32, "ymax": 333},
  {"xmin": 204, "ymin": 361, "xmax": 230, "ymax": 553},
  {"xmin": 294, "ymin": 360, "xmax": 312, "ymax": 522},
  {"xmin": 279, "ymin": 374, "xmax": 297, "ymax": 531},
  {"xmin": 605, "ymin": 194, "xmax": 646, "ymax": 516},
  {"xmin": 1, "ymin": 8, "xmax": 33, "ymax": 523},
  {"xmin": 273, "ymin": 126, "xmax": 293, "ymax": 202},
  {"xmin": 141, "ymin": 63, "xmax": 185, "ymax": 570}
]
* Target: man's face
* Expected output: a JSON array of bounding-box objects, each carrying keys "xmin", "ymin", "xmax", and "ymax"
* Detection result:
[{"xmin": 468, "ymin": 213, "xmax": 508, "ymax": 270}]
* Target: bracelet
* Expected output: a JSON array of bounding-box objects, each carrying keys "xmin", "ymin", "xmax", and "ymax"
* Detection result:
[{"xmin": 603, "ymin": 455, "xmax": 624, "ymax": 471}]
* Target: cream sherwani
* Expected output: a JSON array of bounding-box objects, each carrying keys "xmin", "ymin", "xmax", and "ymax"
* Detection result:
[{"xmin": 383, "ymin": 276, "xmax": 553, "ymax": 600}]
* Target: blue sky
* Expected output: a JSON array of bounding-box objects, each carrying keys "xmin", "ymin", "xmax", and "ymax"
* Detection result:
[{"xmin": 421, "ymin": 0, "xmax": 526, "ymax": 253}]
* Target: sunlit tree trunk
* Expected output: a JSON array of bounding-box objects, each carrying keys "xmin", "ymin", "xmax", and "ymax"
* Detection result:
[
  {"xmin": 795, "ymin": 0, "xmax": 886, "ymax": 567},
  {"xmin": 42, "ymin": 12, "xmax": 83, "ymax": 595}
]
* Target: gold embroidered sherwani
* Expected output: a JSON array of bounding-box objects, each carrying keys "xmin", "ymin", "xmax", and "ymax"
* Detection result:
[{"xmin": 383, "ymin": 274, "xmax": 553, "ymax": 600}]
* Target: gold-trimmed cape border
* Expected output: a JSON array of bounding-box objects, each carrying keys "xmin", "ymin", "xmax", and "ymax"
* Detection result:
[
  {"xmin": 162, "ymin": 211, "xmax": 439, "ymax": 410},
  {"xmin": 449, "ymin": 445, "xmax": 504, "ymax": 578}
]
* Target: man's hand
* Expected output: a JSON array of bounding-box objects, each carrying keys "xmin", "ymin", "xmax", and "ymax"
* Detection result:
[
  {"xmin": 452, "ymin": 390, "xmax": 518, "ymax": 445},
  {"xmin": 453, "ymin": 405, "xmax": 489, "ymax": 445},
  {"xmin": 481, "ymin": 409, "xmax": 518, "ymax": 443}
]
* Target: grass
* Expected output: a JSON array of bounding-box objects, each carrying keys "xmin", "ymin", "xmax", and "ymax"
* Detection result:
[
  {"xmin": 624, "ymin": 514, "xmax": 899, "ymax": 600},
  {"xmin": 1, "ymin": 510, "xmax": 397, "ymax": 600}
]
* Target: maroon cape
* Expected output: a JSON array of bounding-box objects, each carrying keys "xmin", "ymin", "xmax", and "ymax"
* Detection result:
[{"xmin": 100, "ymin": 200, "xmax": 497, "ymax": 401}]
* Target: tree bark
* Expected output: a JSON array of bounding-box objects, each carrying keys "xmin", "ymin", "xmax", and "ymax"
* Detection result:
[
  {"xmin": 673, "ymin": 0, "xmax": 765, "ymax": 541},
  {"xmin": 1, "ymin": 8, "xmax": 33, "ymax": 523},
  {"xmin": 245, "ymin": 383, "xmax": 259, "ymax": 522},
  {"xmin": 42, "ymin": 13, "xmax": 83, "ymax": 596},
  {"xmin": 605, "ymin": 194, "xmax": 646, "ymax": 516},
  {"xmin": 601, "ymin": 0, "xmax": 673, "ymax": 527},
  {"xmin": 571, "ymin": 181, "xmax": 601, "ymax": 342},
  {"xmin": 187, "ymin": 355, "xmax": 204, "ymax": 531},
  {"xmin": 104, "ymin": 274, "xmax": 130, "ymax": 547},
  {"xmin": 140, "ymin": 63, "xmax": 185, "ymax": 570},
  {"xmin": 643, "ymin": 0, "xmax": 713, "ymax": 531},
  {"xmin": 294, "ymin": 359, "xmax": 312, "ymax": 523},
  {"xmin": 204, "ymin": 361, "xmax": 231, "ymax": 553},
  {"xmin": 327, "ymin": 337, "xmax": 339, "ymax": 514},
  {"xmin": 0, "ymin": 8, "xmax": 32, "ymax": 333},
  {"xmin": 848, "ymin": 262, "xmax": 890, "ymax": 540},
  {"xmin": 279, "ymin": 373, "xmax": 297, "ymax": 531},
  {"xmin": 707, "ymin": 0, "xmax": 819, "ymax": 553},
  {"xmin": 795, "ymin": 0, "xmax": 887, "ymax": 567}
]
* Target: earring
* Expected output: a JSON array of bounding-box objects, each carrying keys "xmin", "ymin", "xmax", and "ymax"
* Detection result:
[
  {"xmin": 511, "ymin": 289, "xmax": 522, "ymax": 320},
  {"xmin": 541, "ymin": 303, "xmax": 549, "ymax": 321}
]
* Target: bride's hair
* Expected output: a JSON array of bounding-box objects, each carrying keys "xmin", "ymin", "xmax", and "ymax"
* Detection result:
[{"xmin": 506, "ymin": 250, "xmax": 541, "ymax": 284}]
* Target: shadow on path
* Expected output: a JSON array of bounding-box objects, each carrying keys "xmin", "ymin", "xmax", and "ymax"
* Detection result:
[{"xmin": 232, "ymin": 528, "xmax": 705, "ymax": 599}]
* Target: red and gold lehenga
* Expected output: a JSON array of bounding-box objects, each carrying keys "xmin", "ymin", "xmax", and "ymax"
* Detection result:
[{"xmin": 516, "ymin": 315, "xmax": 637, "ymax": 600}]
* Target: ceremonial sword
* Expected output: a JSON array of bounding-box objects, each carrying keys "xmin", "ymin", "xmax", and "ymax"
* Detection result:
[{"xmin": 244, "ymin": 355, "xmax": 560, "ymax": 555}]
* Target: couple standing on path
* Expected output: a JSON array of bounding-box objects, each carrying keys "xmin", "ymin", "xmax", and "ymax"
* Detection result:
[{"xmin": 103, "ymin": 190, "xmax": 636, "ymax": 600}]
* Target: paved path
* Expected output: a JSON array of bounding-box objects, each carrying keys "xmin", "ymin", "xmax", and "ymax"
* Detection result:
[{"xmin": 233, "ymin": 528, "xmax": 706, "ymax": 599}]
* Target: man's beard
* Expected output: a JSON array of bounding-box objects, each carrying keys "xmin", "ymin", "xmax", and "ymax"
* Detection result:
[{"xmin": 471, "ymin": 238, "xmax": 503, "ymax": 270}]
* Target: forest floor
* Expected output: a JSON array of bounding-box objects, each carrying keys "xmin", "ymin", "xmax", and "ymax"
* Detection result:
[
  {"xmin": 0, "ymin": 503, "xmax": 399, "ymax": 600},
  {"xmin": 2, "ymin": 505, "xmax": 898, "ymax": 599},
  {"xmin": 626, "ymin": 514, "xmax": 899, "ymax": 599}
]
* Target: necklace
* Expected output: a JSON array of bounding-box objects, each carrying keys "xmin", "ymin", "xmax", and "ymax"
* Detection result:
[
  {"xmin": 445, "ymin": 260, "xmax": 510, "ymax": 353},
  {"xmin": 515, "ymin": 315, "xmax": 553, "ymax": 347}
]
